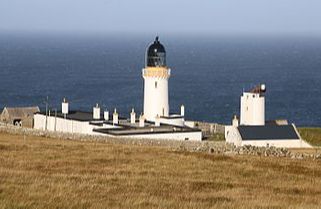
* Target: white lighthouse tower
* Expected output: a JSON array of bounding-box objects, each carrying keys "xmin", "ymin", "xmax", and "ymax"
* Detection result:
[
  {"xmin": 142, "ymin": 37, "xmax": 171, "ymax": 122},
  {"xmin": 240, "ymin": 84, "xmax": 266, "ymax": 126}
]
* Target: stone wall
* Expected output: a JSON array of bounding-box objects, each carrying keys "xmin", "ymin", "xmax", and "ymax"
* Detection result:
[
  {"xmin": 0, "ymin": 122, "xmax": 219, "ymax": 148},
  {"xmin": 1, "ymin": 122, "xmax": 320, "ymax": 160}
]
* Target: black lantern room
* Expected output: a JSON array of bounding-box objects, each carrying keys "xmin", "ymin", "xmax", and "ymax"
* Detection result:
[{"xmin": 146, "ymin": 36, "xmax": 166, "ymax": 67}]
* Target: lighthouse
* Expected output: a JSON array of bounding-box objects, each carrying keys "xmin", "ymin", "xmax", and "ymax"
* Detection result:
[
  {"xmin": 33, "ymin": 36, "xmax": 202, "ymax": 141},
  {"xmin": 240, "ymin": 84, "xmax": 266, "ymax": 126},
  {"xmin": 142, "ymin": 37, "xmax": 170, "ymax": 122}
]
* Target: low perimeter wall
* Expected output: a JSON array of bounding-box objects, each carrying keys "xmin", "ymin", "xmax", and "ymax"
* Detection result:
[{"xmin": 1, "ymin": 122, "xmax": 320, "ymax": 160}]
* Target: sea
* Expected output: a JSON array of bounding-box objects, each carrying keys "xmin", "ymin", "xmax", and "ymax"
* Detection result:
[{"xmin": 0, "ymin": 33, "xmax": 321, "ymax": 126}]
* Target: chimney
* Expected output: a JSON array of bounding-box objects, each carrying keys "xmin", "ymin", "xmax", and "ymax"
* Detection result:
[
  {"xmin": 139, "ymin": 114, "xmax": 145, "ymax": 127},
  {"xmin": 62, "ymin": 98, "xmax": 69, "ymax": 115},
  {"xmin": 250, "ymin": 83, "xmax": 266, "ymax": 94},
  {"xmin": 232, "ymin": 115, "xmax": 239, "ymax": 127},
  {"xmin": 93, "ymin": 103, "xmax": 100, "ymax": 120},
  {"xmin": 130, "ymin": 108, "xmax": 136, "ymax": 124},
  {"xmin": 113, "ymin": 108, "xmax": 118, "ymax": 125},
  {"xmin": 180, "ymin": 105, "xmax": 185, "ymax": 117},
  {"xmin": 155, "ymin": 114, "xmax": 160, "ymax": 127},
  {"xmin": 104, "ymin": 110, "xmax": 109, "ymax": 121}
]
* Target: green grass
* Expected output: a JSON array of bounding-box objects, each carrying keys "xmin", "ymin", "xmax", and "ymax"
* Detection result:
[
  {"xmin": 298, "ymin": 127, "xmax": 321, "ymax": 146},
  {"xmin": 206, "ymin": 133, "xmax": 225, "ymax": 141}
]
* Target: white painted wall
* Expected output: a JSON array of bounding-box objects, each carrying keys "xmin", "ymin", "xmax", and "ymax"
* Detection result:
[
  {"xmin": 122, "ymin": 131, "xmax": 202, "ymax": 141},
  {"xmin": 240, "ymin": 92, "xmax": 265, "ymax": 126},
  {"xmin": 34, "ymin": 113, "xmax": 201, "ymax": 141},
  {"xmin": 159, "ymin": 116, "xmax": 184, "ymax": 127},
  {"xmin": 143, "ymin": 68, "xmax": 170, "ymax": 122},
  {"xmin": 34, "ymin": 114, "xmax": 115, "ymax": 135},
  {"xmin": 225, "ymin": 125, "xmax": 242, "ymax": 146},
  {"xmin": 34, "ymin": 114, "xmax": 202, "ymax": 141},
  {"xmin": 184, "ymin": 121, "xmax": 195, "ymax": 128}
]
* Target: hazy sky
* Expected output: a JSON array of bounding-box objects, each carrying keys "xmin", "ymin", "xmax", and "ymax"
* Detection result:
[{"xmin": 1, "ymin": 0, "xmax": 321, "ymax": 36}]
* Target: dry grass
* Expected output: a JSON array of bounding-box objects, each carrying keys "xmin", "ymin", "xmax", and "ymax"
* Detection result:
[{"xmin": 1, "ymin": 132, "xmax": 321, "ymax": 209}]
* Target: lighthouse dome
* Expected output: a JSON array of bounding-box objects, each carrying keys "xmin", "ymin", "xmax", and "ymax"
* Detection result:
[{"xmin": 146, "ymin": 36, "xmax": 166, "ymax": 67}]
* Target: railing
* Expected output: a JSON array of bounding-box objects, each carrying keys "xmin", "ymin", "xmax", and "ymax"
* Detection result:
[{"xmin": 142, "ymin": 67, "xmax": 171, "ymax": 78}]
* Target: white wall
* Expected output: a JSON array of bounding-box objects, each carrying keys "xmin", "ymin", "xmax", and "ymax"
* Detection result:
[
  {"xmin": 34, "ymin": 114, "xmax": 115, "ymax": 135},
  {"xmin": 225, "ymin": 125, "xmax": 242, "ymax": 146},
  {"xmin": 122, "ymin": 131, "xmax": 202, "ymax": 141},
  {"xmin": 34, "ymin": 113, "xmax": 200, "ymax": 141},
  {"xmin": 240, "ymin": 92, "xmax": 265, "ymax": 126},
  {"xmin": 160, "ymin": 116, "xmax": 184, "ymax": 127},
  {"xmin": 184, "ymin": 121, "xmax": 195, "ymax": 128}
]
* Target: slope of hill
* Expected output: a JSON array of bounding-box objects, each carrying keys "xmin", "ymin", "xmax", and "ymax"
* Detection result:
[{"xmin": 1, "ymin": 132, "xmax": 321, "ymax": 209}]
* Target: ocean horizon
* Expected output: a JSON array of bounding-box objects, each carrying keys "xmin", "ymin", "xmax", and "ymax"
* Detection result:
[{"xmin": 0, "ymin": 33, "xmax": 320, "ymax": 126}]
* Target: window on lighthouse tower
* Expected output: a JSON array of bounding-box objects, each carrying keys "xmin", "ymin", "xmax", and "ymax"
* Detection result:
[{"xmin": 155, "ymin": 81, "xmax": 158, "ymax": 88}]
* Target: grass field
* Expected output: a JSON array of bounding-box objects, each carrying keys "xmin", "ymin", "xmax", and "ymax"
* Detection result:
[
  {"xmin": 1, "ymin": 132, "xmax": 321, "ymax": 209},
  {"xmin": 299, "ymin": 127, "xmax": 321, "ymax": 147}
]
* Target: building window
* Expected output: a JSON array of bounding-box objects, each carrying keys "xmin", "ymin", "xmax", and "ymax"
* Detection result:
[{"xmin": 155, "ymin": 81, "xmax": 157, "ymax": 88}]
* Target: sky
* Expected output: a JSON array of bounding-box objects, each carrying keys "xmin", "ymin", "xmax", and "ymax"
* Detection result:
[{"xmin": 0, "ymin": 0, "xmax": 321, "ymax": 36}]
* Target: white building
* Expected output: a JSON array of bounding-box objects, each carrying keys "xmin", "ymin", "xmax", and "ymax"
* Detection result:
[
  {"xmin": 225, "ymin": 84, "xmax": 311, "ymax": 148},
  {"xmin": 34, "ymin": 37, "xmax": 202, "ymax": 141}
]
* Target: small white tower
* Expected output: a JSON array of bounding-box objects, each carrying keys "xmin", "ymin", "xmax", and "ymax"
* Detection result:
[
  {"xmin": 130, "ymin": 108, "xmax": 136, "ymax": 124},
  {"xmin": 143, "ymin": 37, "xmax": 170, "ymax": 122},
  {"xmin": 62, "ymin": 98, "xmax": 69, "ymax": 118},
  {"xmin": 240, "ymin": 84, "xmax": 266, "ymax": 126},
  {"xmin": 93, "ymin": 104, "xmax": 100, "ymax": 120}
]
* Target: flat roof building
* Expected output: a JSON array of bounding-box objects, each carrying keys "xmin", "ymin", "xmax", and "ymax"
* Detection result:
[{"xmin": 33, "ymin": 37, "xmax": 202, "ymax": 141}]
